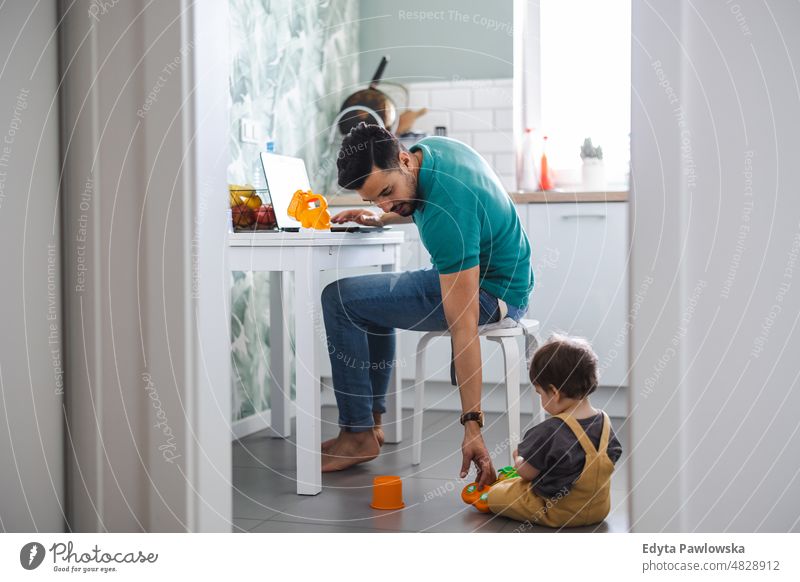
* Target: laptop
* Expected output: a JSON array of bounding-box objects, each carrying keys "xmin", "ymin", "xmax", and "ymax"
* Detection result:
[{"xmin": 260, "ymin": 152, "xmax": 390, "ymax": 233}]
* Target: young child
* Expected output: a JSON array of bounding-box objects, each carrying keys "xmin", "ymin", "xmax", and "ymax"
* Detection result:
[{"xmin": 486, "ymin": 335, "xmax": 623, "ymax": 527}]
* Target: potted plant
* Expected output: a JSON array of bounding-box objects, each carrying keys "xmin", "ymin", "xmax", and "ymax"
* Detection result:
[{"xmin": 580, "ymin": 137, "xmax": 605, "ymax": 190}]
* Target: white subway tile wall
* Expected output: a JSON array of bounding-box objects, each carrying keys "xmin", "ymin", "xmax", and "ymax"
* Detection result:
[
  {"xmin": 403, "ymin": 78, "xmax": 515, "ymax": 191},
  {"xmin": 494, "ymin": 108, "xmax": 514, "ymax": 130}
]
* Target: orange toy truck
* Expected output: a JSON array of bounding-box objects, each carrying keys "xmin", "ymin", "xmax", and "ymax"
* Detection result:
[
  {"xmin": 461, "ymin": 466, "xmax": 520, "ymax": 513},
  {"xmin": 287, "ymin": 189, "xmax": 331, "ymax": 230}
]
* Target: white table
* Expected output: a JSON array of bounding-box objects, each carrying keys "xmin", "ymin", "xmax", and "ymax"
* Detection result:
[{"xmin": 228, "ymin": 230, "xmax": 405, "ymax": 494}]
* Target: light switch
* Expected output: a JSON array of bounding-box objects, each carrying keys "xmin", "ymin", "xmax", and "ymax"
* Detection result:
[{"xmin": 239, "ymin": 118, "xmax": 260, "ymax": 144}]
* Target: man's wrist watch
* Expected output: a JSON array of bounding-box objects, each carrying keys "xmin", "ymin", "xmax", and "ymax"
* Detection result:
[{"xmin": 460, "ymin": 411, "xmax": 484, "ymax": 428}]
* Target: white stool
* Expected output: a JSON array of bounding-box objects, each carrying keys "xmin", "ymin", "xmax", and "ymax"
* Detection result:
[{"xmin": 411, "ymin": 318, "xmax": 543, "ymax": 467}]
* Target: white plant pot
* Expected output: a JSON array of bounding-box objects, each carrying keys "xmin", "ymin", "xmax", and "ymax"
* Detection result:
[{"xmin": 582, "ymin": 158, "xmax": 606, "ymax": 190}]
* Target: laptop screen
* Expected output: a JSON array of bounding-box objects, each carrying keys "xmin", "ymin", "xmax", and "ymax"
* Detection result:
[{"xmin": 260, "ymin": 152, "xmax": 311, "ymax": 230}]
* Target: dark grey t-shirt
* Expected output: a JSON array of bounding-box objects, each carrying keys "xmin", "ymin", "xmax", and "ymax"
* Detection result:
[{"xmin": 517, "ymin": 412, "xmax": 623, "ymax": 498}]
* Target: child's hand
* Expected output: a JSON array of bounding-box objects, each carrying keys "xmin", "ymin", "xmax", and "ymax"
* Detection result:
[{"xmin": 514, "ymin": 456, "xmax": 525, "ymax": 469}]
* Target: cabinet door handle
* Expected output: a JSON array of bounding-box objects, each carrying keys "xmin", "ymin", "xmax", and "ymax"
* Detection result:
[{"xmin": 560, "ymin": 214, "xmax": 607, "ymax": 220}]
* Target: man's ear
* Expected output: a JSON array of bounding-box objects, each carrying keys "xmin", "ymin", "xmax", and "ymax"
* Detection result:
[{"xmin": 398, "ymin": 150, "xmax": 412, "ymax": 169}]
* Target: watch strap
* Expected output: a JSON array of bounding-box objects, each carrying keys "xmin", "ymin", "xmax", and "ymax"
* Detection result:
[{"xmin": 460, "ymin": 411, "xmax": 484, "ymax": 428}]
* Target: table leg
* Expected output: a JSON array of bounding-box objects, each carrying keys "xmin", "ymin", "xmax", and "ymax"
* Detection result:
[
  {"xmin": 381, "ymin": 245, "xmax": 403, "ymax": 444},
  {"xmin": 293, "ymin": 248, "xmax": 322, "ymax": 495},
  {"xmin": 268, "ymin": 271, "xmax": 291, "ymax": 438}
]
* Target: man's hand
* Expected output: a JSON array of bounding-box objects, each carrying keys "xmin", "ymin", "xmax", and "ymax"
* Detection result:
[
  {"xmin": 460, "ymin": 425, "xmax": 496, "ymax": 489},
  {"xmin": 330, "ymin": 208, "xmax": 383, "ymax": 226}
]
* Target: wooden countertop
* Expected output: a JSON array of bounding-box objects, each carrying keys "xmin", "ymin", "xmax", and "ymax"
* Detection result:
[
  {"xmin": 328, "ymin": 189, "xmax": 628, "ymax": 206},
  {"xmin": 509, "ymin": 189, "xmax": 628, "ymax": 203}
]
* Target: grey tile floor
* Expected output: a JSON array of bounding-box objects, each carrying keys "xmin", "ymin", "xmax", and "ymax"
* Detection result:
[{"xmin": 232, "ymin": 407, "xmax": 630, "ymax": 533}]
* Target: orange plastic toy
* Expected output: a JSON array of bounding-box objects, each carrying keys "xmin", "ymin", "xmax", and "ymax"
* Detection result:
[
  {"xmin": 461, "ymin": 466, "xmax": 520, "ymax": 513},
  {"xmin": 287, "ymin": 189, "xmax": 331, "ymax": 230}
]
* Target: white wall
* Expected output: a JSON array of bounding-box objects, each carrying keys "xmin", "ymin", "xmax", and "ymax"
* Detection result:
[
  {"xmin": 358, "ymin": 0, "xmax": 513, "ymax": 84},
  {"xmin": 60, "ymin": 0, "xmax": 231, "ymax": 532},
  {"xmin": 630, "ymin": 0, "xmax": 800, "ymax": 531},
  {"xmin": 406, "ymin": 78, "xmax": 516, "ymax": 191},
  {"xmin": 0, "ymin": 2, "xmax": 64, "ymax": 532}
]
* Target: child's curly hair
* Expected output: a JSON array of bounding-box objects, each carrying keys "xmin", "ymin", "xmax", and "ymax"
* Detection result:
[{"xmin": 530, "ymin": 334, "xmax": 599, "ymax": 398}]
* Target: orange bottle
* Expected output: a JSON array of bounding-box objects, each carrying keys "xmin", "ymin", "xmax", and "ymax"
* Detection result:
[{"xmin": 539, "ymin": 135, "xmax": 553, "ymax": 191}]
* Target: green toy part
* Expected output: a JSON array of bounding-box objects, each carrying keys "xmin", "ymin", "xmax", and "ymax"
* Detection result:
[{"xmin": 497, "ymin": 466, "xmax": 520, "ymax": 480}]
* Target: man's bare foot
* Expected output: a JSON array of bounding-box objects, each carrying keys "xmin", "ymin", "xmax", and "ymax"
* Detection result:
[
  {"xmin": 325, "ymin": 430, "xmax": 383, "ymax": 450},
  {"xmin": 321, "ymin": 437, "xmax": 338, "ymax": 454},
  {"xmin": 322, "ymin": 419, "xmax": 382, "ymax": 453},
  {"xmin": 321, "ymin": 430, "xmax": 380, "ymax": 472},
  {"xmin": 373, "ymin": 426, "xmax": 385, "ymax": 447},
  {"xmin": 373, "ymin": 412, "xmax": 385, "ymax": 447},
  {"xmin": 321, "ymin": 429, "xmax": 345, "ymax": 454}
]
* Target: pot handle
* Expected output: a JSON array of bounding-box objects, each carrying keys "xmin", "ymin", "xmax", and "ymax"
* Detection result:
[{"xmin": 369, "ymin": 56, "xmax": 390, "ymax": 88}]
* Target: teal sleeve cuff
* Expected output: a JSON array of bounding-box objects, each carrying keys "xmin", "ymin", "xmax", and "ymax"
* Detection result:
[{"xmin": 435, "ymin": 255, "xmax": 480, "ymax": 275}]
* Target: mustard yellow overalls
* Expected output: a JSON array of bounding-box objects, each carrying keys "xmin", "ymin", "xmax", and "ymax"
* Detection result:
[{"xmin": 487, "ymin": 410, "xmax": 615, "ymax": 527}]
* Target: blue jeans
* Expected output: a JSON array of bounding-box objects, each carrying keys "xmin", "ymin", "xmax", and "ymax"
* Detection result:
[{"xmin": 320, "ymin": 266, "xmax": 528, "ymax": 432}]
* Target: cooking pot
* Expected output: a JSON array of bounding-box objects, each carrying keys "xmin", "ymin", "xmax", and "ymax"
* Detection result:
[{"xmin": 337, "ymin": 56, "xmax": 397, "ymax": 135}]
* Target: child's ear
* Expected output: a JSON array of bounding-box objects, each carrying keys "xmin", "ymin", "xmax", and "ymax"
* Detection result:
[{"xmin": 547, "ymin": 384, "xmax": 561, "ymax": 401}]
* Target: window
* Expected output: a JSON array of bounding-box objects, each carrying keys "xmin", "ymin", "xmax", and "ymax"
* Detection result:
[{"xmin": 521, "ymin": 0, "xmax": 631, "ymax": 188}]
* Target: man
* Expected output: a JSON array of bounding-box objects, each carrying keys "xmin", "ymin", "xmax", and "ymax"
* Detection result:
[{"xmin": 321, "ymin": 122, "xmax": 534, "ymax": 489}]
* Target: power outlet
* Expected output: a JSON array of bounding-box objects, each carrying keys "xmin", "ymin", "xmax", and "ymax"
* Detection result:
[{"xmin": 239, "ymin": 118, "xmax": 260, "ymax": 144}]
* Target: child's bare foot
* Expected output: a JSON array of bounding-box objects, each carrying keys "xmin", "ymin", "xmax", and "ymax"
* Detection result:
[{"xmin": 321, "ymin": 430, "xmax": 380, "ymax": 472}]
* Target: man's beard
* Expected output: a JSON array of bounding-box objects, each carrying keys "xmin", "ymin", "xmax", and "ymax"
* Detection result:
[{"xmin": 391, "ymin": 172, "xmax": 419, "ymax": 216}]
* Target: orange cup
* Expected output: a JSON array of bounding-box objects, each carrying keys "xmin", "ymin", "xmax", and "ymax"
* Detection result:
[{"xmin": 369, "ymin": 475, "xmax": 405, "ymax": 510}]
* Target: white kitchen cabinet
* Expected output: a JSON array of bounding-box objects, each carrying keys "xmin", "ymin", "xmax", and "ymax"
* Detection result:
[{"xmin": 526, "ymin": 202, "xmax": 629, "ymax": 387}]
